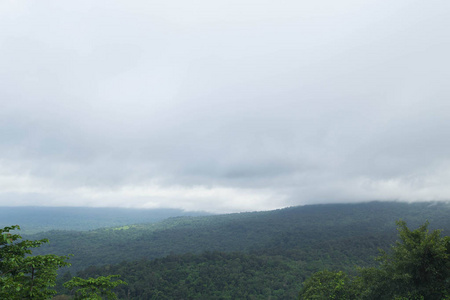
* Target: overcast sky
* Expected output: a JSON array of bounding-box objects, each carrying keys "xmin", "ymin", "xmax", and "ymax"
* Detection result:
[{"xmin": 1, "ymin": 0, "xmax": 450, "ymax": 213}]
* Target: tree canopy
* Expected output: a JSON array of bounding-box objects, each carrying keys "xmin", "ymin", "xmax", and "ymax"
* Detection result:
[
  {"xmin": 0, "ymin": 225, "xmax": 125, "ymax": 299},
  {"xmin": 299, "ymin": 220, "xmax": 450, "ymax": 300}
]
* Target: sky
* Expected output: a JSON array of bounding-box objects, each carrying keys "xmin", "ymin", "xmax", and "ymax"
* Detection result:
[{"xmin": 1, "ymin": 0, "xmax": 450, "ymax": 213}]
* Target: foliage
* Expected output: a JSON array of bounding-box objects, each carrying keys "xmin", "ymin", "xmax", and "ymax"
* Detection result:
[
  {"xmin": 298, "ymin": 270, "xmax": 361, "ymax": 300},
  {"xmin": 64, "ymin": 275, "xmax": 126, "ymax": 300},
  {"xmin": 300, "ymin": 220, "xmax": 450, "ymax": 300},
  {"xmin": 1, "ymin": 225, "xmax": 125, "ymax": 300},
  {"xmin": 76, "ymin": 251, "xmax": 304, "ymax": 299},
  {"xmin": 34, "ymin": 201, "xmax": 450, "ymax": 273},
  {"xmin": 4, "ymin": 202, "xmax": 450, "ymax": 299},
  {"xmin": 0, "ymin": 225, "xmax": 70, "ymax": 299},
  {"xmin": 359, "ymin": 220, "xmax": 450, "ymax": 299}
]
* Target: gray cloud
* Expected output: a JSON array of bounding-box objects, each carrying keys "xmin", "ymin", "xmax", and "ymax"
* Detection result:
[{"xmin": 1, "ymin": 0, "xmax": 450, "ymax": 212}]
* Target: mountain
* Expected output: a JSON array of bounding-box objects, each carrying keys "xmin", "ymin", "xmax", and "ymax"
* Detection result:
[
  {"xmin": 0, "ymin": 206, "xmax": 209, "ymax": 234},
  {"xmin": 31, "ymin": 201, "xmax": 450, "ymax": 274}
]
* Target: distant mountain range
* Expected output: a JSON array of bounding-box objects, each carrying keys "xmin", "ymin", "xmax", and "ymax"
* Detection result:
[{"xmin": 0, "ymin": 206, "xmax": 210, "ymax": 234}]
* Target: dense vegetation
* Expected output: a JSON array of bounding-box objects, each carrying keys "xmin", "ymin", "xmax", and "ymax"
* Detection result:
[
  {"xmin": 298, "ymin": 220, "xmax": 450, "ymax": 299},
  {"xmin": 67, "ymin": 218, "xmax": 450, "ymax": 299},
  {"xmin": 0, "ymin": 225, "xmax": 125, "ymax": 299},
  {"xmin": 3, "ymin": 201, "xmax": 450, "ymax": 299},
  {"xmin": 32, "ymin": 202, "xmax": 450, "ymax": 273},
  {"xmin": 0, "ymin": 225, "xmax": 70, "ymax": 299},
  {"xmin": 76, "ymin": 252, "xmax": 304, "ymax": 299}
]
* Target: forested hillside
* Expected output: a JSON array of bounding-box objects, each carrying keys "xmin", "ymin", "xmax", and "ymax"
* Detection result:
[
  {"xmin": 76, "ymin": 252, "xmax": 305, "ymax": 299},
  {"xmin": 32, "ymin": 201, "xmax": 450, "ymax": 275},
  {"xmin": 4, "ymin": 201, "xmax": 450, "ymax": 299}
]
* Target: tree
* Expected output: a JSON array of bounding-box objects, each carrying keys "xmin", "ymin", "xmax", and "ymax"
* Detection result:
[
  {"xmin": 1, "ymin": 225, "xmax": 126, "ymax": 299},
  {"xmin": 298, "ymin": 270, "xmax": 361, "ymax": 300},
  {"xmin": 299, "ymin": 221, "xmax": 450, "ymax": 300},
  {"xmin": 64, "ymin": 275, "xmax": 126, "ymax": 300},
  {"xmin": 0, "ymin": 225, "xmax": 70, "ymax": 299},
  {"xmin": 360, "ymin": 220, "xmax": 450, "ymax": 300}
]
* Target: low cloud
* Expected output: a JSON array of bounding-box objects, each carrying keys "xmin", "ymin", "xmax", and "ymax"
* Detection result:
[{"xmin": 1, "ymin": 0, "xmax": 450, "ymax": 212}]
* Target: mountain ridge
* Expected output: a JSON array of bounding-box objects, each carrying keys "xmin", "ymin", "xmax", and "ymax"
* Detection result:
[{"xmin": 28, "ymin": 201, "xmax": 450, "ymax": 273}]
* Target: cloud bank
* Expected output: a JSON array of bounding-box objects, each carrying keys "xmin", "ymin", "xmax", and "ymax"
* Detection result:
[{"xmin": 1, "ymin": 0, "xmax": 450, "ymax": 212}]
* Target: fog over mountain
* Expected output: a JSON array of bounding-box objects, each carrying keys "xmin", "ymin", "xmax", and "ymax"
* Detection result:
[{"xmin": 1, "ymin": 1, "xmax": 450, "ymax": 212}]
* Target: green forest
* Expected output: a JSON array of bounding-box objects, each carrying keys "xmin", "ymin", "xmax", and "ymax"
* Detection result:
[{"xmin": 2, "ymin": 201, "xmax": 450, "ymax": 299}]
